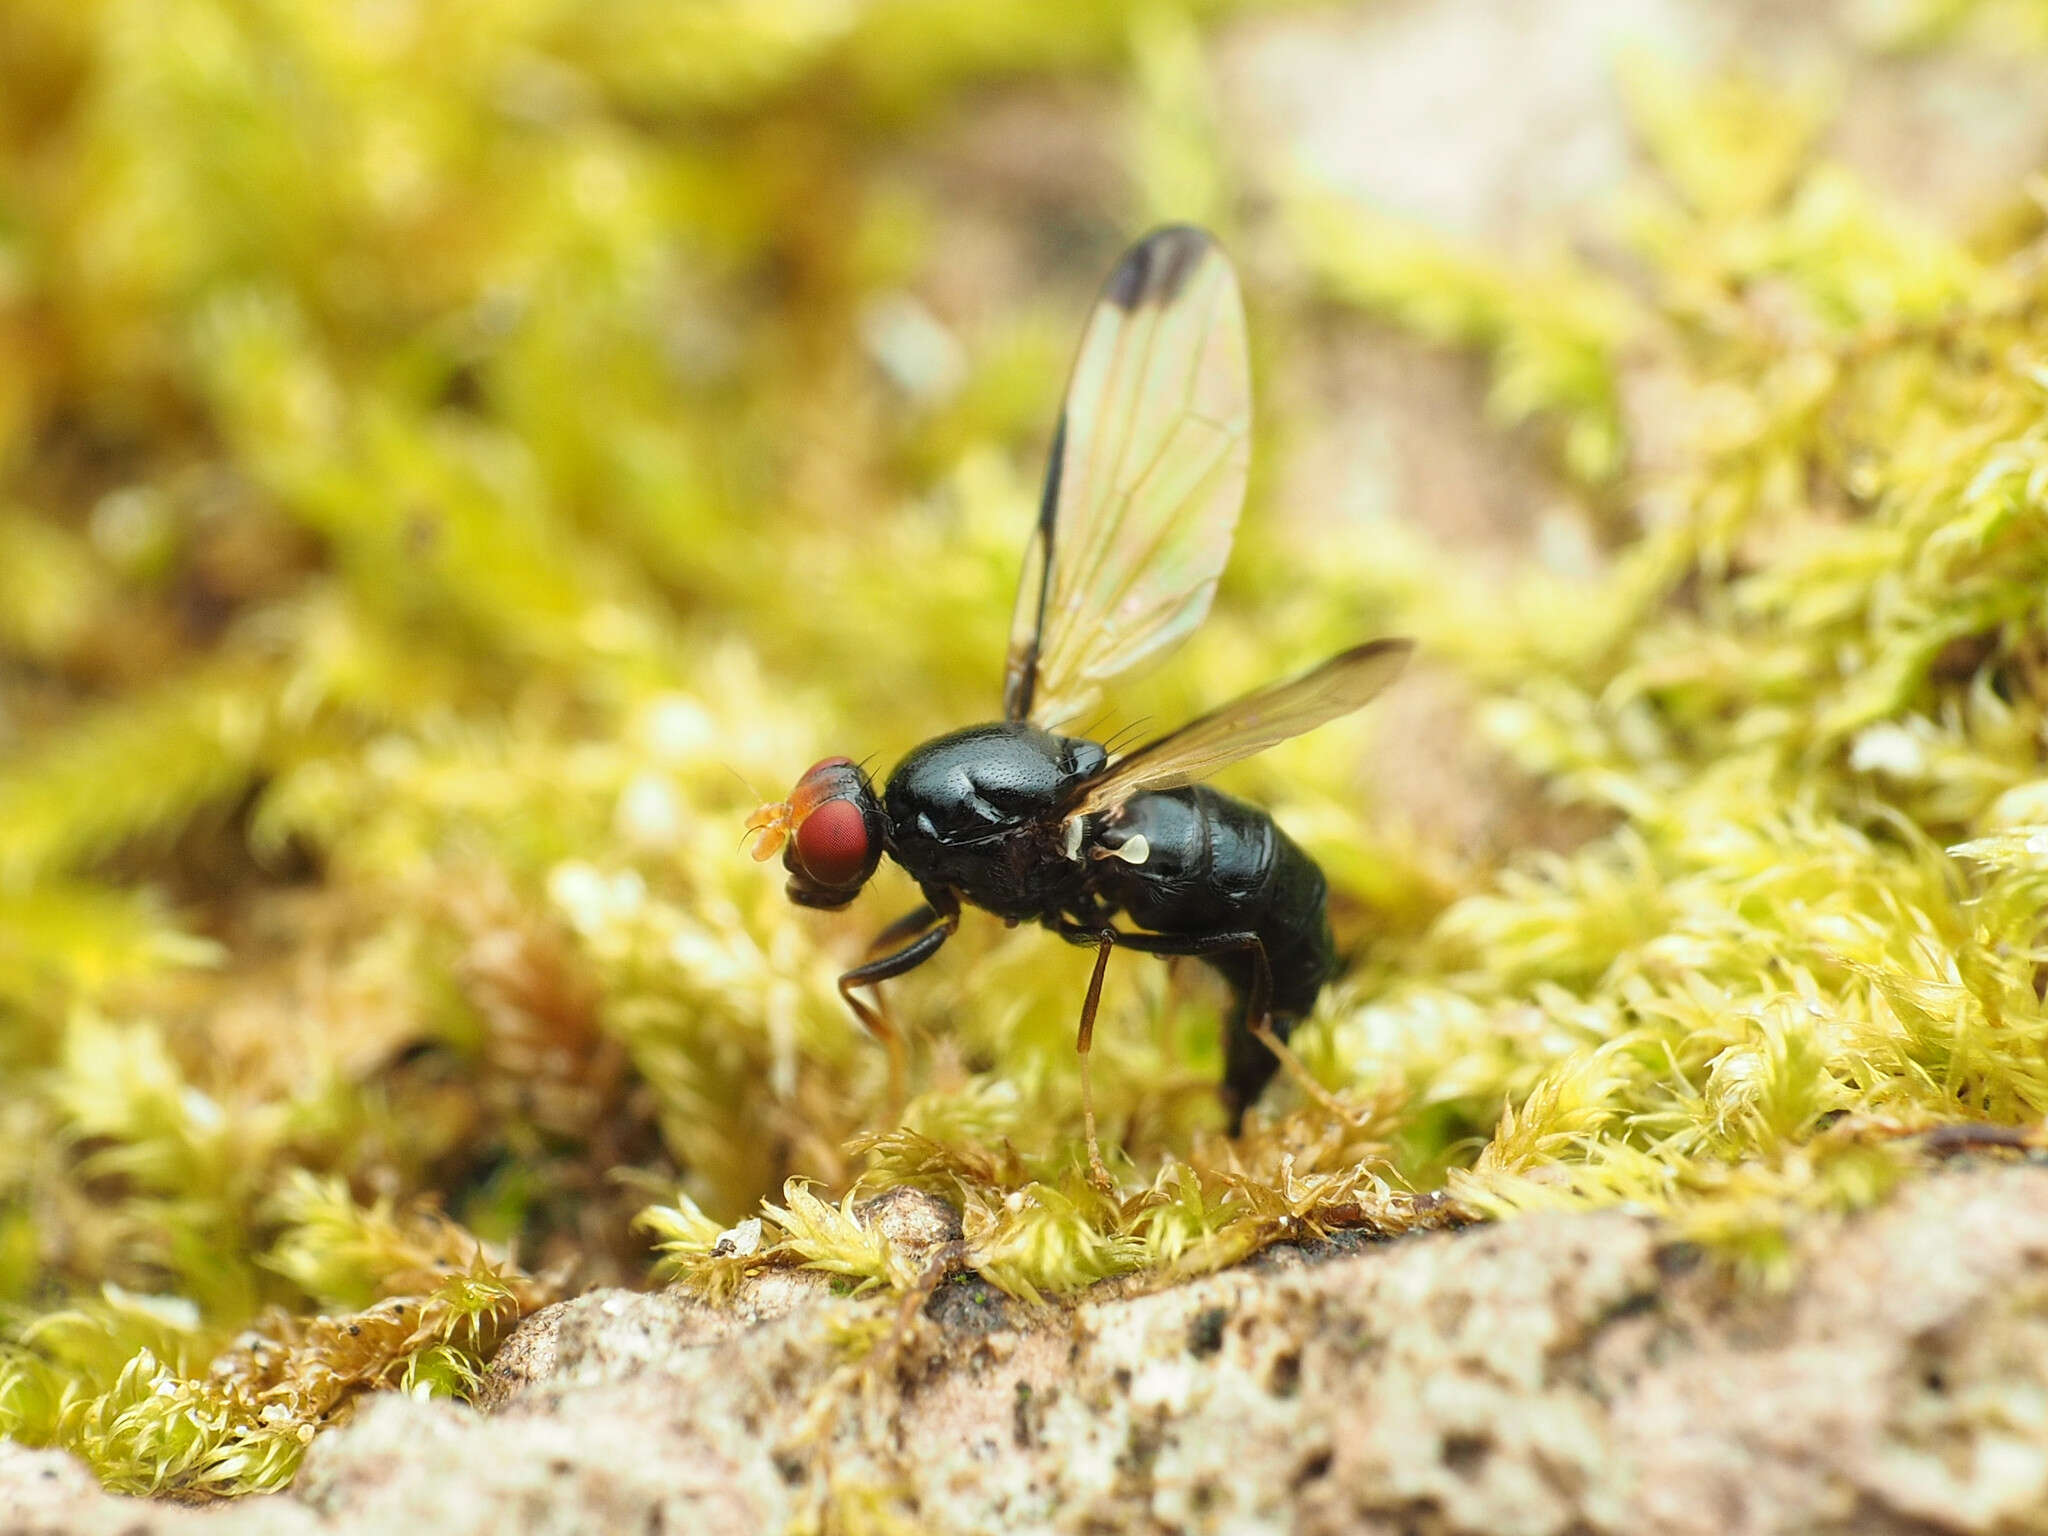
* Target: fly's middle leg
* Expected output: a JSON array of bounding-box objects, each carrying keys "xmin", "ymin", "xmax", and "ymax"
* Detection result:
[
  {"xmin": 1071, "ymin": 933, "xmax": 1118, "ymax": 1194},
  {"xmin": 1054, "ymin": 920, "xmax": 1350, "ymax": 1132},
  {"xmin": 1049, "ymin": 920, "xmax": 1139, "ymax": 1190}
]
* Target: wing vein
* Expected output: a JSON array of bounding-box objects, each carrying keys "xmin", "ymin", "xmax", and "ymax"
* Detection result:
[
  {"xmin": 1002, "ymin": 228, "xmax": 1253, "ymax": 730},
  {"xmin": 1063, "ymin": 640, "xmax": 1414, "ymax": 817}
]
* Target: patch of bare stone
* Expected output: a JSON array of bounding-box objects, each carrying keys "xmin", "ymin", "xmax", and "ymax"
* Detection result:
[{"xmin": 9, "ymin": 1162, "xmax": 2048, "ymax": 1535}]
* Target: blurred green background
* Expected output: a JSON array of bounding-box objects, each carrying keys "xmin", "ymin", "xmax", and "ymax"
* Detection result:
[{"xmin": 8, "ymin": 0, "xmax": 2048, "ymax": 1498}]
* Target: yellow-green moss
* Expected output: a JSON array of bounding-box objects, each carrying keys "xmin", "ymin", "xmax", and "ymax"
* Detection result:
[{"xmin": 5, "ymin": 0, "xmax": 2048, "ymax": 1496}]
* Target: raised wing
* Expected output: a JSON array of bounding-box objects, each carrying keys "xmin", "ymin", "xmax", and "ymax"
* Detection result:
[
  {"xmin": 1003, "ymin": 226, "xmax": 1251, "ymax": 729},
  {"xmin": 1061, "ymin": 640, "xmax": 1413, "ymax": 819}
]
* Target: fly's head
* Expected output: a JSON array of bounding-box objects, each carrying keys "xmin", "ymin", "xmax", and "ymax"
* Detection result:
[{"xmin": 745, "ymin": 756, "xmax": 887, "ymax": 909}]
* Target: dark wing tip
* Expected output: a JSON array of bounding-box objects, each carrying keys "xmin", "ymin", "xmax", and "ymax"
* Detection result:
[
  {"xmin": 1326, "ymin": 636, "xmax": 1416, "ymax": 697},
  {"xmin": 1102, "ymin": 225, "xmax": 1216, "ymax": 312},
  {"xmin": 1343, "ymin": 636, "xmax": 1416, "ymax": 667}
]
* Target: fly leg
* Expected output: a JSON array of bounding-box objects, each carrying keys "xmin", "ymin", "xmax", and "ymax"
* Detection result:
[
  {"xmin": 853, "ymin": 904, "xmax": 938, "ymax": 1105},
  {"xmin": 1071, "ymin": 933, "xmax": 1117, "ymax": 1194},
  {"xmin": 1053, "ymin": 921, "xmax": 1351, "ymax": 1132},
  {"xmin": 841, "ymin": 892, "xmax": 960, "ymax": 1112},
  {"xmin": 1204, "ymin": 935, "xmax": 1352, "ymax": 1127},
  {"xmin": 1194, "ymin": 936, "xmax": 1358, "ymax": 1130}
]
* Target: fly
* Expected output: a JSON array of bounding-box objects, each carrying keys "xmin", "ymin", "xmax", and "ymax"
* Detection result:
[{"xmin": 746, "ymin": 226, "xmax": 1412, "ymax": 1181}]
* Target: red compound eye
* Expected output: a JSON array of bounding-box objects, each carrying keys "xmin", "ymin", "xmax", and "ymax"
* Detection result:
[{"xmin": 794, "ymin": 797, "xmax": 872, "ymax": 888}]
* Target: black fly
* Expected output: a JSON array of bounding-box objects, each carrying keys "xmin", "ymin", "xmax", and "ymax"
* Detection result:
[{"xmin": 746, "ymin": 227, "xmax": 1411, "ymax": 1178}]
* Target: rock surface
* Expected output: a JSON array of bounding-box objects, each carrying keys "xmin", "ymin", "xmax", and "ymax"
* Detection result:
[{"xmin": 9, "ymin": 1164, "xmax": 2048, "ymax": 1534}]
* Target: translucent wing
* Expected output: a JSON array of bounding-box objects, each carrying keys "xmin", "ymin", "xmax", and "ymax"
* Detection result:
[
  {"xmin": 1003, "ymin": 226, "xmax": 1251, "ymax": 729},
  {"xmin": 1061, "ymin": 640, "xmax": 1413, "ymax": 819}
]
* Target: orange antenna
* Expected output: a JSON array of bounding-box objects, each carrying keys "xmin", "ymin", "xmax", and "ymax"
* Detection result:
[{"xmin": 743, "ymin": 800, "xmax": 793, "ymax": 860}]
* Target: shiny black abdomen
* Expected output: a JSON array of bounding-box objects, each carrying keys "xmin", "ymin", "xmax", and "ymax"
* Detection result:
[
  {"xmin": 882, "ymin": 722, "xmax": 1105, "ymax": 921},
  {"xmin": 1086, "ymin": 786, "xmax": 1336, "ymax": 1120},
  {"xmin": 1088, "ymin": 786, "xmax": 1335, "ymax": 1016}
]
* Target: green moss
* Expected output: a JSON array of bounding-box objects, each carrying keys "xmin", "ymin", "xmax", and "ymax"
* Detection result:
[
  {"xmin": 0, "ymin": 1178, "xmax": 552, "ymax": 1495},
  {"xmin": 5, "ymin": 0, "xmax": 2048, "ymax": 1497}
]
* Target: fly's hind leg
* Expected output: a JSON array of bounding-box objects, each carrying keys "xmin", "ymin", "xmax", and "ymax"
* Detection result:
[
  {"xmin": 1241, "ymin": 1014, "xmax": 1359, "ymax": 1131},
  {"xmin": 841, "ymin": 893, "xmax": 960, "ymax": 1113},
  {"xmin": 1053, "ymin": 920, "xmax": 1351, "ymax": 1134},
  {"xmin": 1221, "ymin": 938, "xmax": 1359, "ymax": 1130},
  {"xmin": 1222, "ymin": 1005, "xmax": 1284, "ymax": 1133}
]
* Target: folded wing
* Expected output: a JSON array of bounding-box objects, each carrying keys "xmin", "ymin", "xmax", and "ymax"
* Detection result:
[{"xmin": 1060, "ymin": 639, "xmax": 1413, "ymax": 818}]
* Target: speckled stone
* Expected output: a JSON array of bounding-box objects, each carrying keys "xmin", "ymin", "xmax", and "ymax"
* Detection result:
[{"xmin": 11, "ymin": 1166, "xmax": 2048, "ymax": 1535}]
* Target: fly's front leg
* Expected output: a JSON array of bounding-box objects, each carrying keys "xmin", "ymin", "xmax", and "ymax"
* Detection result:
[
  {"xmin": 848, "ymin": 901, "xmax": 940, "ymax": 1100},
  {"xmin": 863, "ymin": 902, "xmax": 945, "ymax": 962},
  {"xmin": 841, "ymin": 891, "xmax": 960, "ymax": 1112}
]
